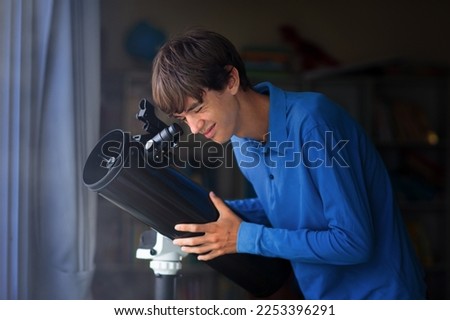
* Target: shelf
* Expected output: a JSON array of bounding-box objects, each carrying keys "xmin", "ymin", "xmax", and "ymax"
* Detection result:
[
  {"xmin": 375, "ymin": 142, "xmax": 446, "ymax": 150},
  {"xmin": 399, "ymin": 200, "xmax": 446, "ymax": 214}
]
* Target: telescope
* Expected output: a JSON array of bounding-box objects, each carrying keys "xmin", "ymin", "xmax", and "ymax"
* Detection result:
[{"xmin": 82, "ymin": 99, "xmax": 292, "ymax": 298}]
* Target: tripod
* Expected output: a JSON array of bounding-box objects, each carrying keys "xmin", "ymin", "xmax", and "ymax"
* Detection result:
[{"xmin": 136, "ymin": 229, "xmax": 187, "ymax": 300}]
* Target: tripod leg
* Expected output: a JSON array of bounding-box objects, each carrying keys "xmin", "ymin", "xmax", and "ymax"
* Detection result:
[{"xmin": 154, "ymin": 274, "xmax": 177, "ymax": 300}]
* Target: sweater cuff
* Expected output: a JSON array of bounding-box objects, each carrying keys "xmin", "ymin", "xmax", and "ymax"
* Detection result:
[{"xmin": 237, "ymin": 221, "xmax": 264, "ymax": 254}]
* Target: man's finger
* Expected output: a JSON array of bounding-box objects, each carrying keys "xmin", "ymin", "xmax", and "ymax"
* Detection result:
[
  {"xmin": 174, "ymin": 223, "xmax": 212, "ymax": 233},
  {"xmin": 173, "ymin": 236, "xmax": 204, "ymax": 247},
  {"xmin": 209, "ymin": 191, "xmax": 228, "ymax": 212},
  {"xmin": 180, "ymin": 244, "xmax": 215, "ymax": 255},
  {"xmin": 198, "ymin": 250, "xmax": 222, "ymax": 261}
]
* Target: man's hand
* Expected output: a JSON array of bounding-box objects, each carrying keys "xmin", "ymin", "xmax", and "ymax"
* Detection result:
[{"xmin": 172, "ymin": 191, "xmax": 242, "ymax": 261}]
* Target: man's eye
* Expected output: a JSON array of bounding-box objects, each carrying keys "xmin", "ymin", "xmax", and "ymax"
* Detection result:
[{"xmin": 194, "ymin": 106, "xmax": 203, "ymax": 113}]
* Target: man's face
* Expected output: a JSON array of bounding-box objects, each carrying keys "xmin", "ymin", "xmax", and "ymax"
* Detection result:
[{"xmin": 173, "ymin": 89, "xmax": 240, "ymax": 144}]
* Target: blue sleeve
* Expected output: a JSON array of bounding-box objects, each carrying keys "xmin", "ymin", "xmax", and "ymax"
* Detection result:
[
  {"xmin": 237, "ymin": 126, "xmax": 375, "ymax": 265},
  {"xmin": 225, "ymin": 198, "xmax": 271, "ymax": 226}
]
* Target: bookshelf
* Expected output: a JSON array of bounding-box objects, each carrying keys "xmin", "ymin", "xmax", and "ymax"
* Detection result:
[{"xmin": 301, "ymin": 61, "xmax": 450, "ymax": 299}]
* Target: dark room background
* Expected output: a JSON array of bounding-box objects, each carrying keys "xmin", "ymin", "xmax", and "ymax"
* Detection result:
[{"xmin": 95, "ymin": 0, "xmax": 450, "ymax": 299}]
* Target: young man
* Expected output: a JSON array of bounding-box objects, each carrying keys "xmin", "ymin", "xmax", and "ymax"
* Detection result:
[{"xmin": 151, "ymin": 28, "xmax": 427, "ymax": 299}]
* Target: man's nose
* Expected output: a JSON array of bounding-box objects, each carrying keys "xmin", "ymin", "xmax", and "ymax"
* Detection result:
[{"xmin": 185, "ymin": 114, "xmax": 204, "ymax": 134}]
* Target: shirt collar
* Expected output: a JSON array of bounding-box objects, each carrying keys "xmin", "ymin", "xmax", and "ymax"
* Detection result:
[
  {"xmin": 231, "ymin": 82, "xmax": 288, "ymax": 154},
  {"xmin": 253, "ymin": 82, "xmax": 288, "ymax": 153}
]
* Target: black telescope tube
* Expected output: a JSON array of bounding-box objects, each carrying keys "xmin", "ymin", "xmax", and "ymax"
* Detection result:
[{"xmin": 83, "ymin": 129, "xmax": 292, "ymax": 297}]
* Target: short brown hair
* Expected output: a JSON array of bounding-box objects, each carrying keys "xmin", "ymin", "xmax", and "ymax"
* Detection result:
[{"xmin": 151, "ymin": 28, "xmax": 251, "ymax": 115}]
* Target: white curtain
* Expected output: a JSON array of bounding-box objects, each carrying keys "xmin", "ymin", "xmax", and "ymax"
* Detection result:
[{"xmin": 0, "ymin": 0, "xmax": 100, "ymax": 299}]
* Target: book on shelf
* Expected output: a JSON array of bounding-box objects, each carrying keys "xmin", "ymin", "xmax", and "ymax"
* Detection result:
[
  {"xmin": 240, "ymin": 46, "xmax": 293, "ymax": 71},
  {"xmin": 373, "ymin": 98, "xmax": 439, "ymax": 146}
]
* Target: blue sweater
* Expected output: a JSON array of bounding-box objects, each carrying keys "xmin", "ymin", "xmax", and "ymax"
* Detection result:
[{"xmin": 228, "ymin": 82, "xmax": 426, "ymax": 299}]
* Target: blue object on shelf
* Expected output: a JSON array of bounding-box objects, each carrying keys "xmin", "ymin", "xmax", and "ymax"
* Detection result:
[{"xmin": 125, "ymin": 21, "xmax": 166, "ymax": 61}]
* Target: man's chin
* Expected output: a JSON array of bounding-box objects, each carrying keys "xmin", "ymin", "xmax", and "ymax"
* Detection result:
[
  {"xmin": 208, "ymin": 131, "xmax": 232, "ymax": 144},
  {"xmin": 206, "ymin": 134, "xmax": 221, "ymax": 144}
]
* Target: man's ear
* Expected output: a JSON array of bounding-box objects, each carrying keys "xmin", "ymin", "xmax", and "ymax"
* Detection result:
[{"xmin": 227, "ymin": 66, "xmax": 240, "ymax": 95}]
